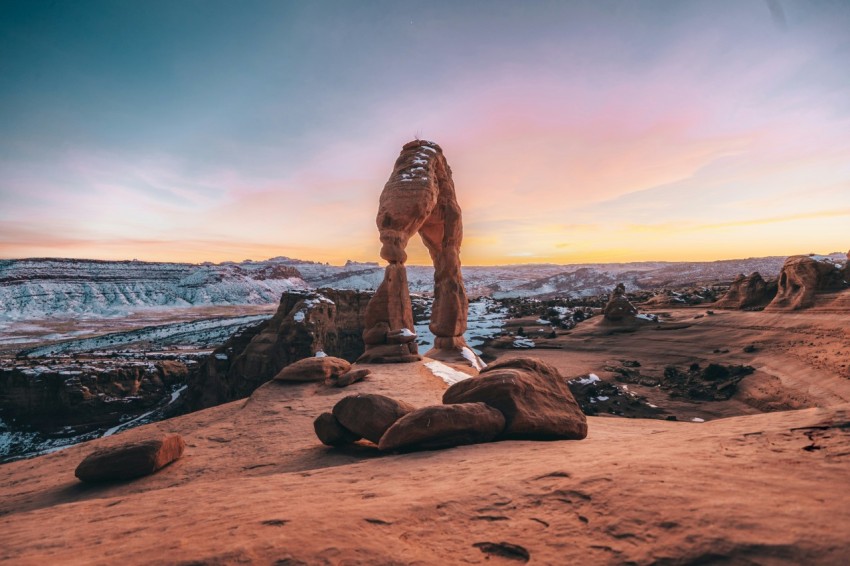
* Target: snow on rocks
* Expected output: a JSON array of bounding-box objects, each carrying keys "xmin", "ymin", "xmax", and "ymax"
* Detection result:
[{"xmin": 424, "ymin": 360, "xmax": 473, "ymax": 386}]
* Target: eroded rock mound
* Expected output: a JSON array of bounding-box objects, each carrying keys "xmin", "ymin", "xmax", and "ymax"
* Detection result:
[
  {"xmin": 715, "ymin": 272, "xmax": 775, "ymax": 309},
  {"xmin": 766, "ymin": 255, "xmax": 847, "ymax": 311},
  {"xmin": 378, "ymin": 402, "xmax": 506, "ymax": 451},
  {"xmin": 186, "ymin": 289, "xmax": 371, "ymax": 410},
  {"xmin": 273, "ymin": 356, "xmax": 351, "ymax": 383},
  {"xmin": 74, "ymin": 434, "xmax": 185, "ymax": 483},
  {"xmin": 443, "ymin": 357, "xmax": 587, "ymax": 440},
  {"xmin": 603, "ymin": 283, "xmax": 637, "ymax": 322},
  {"xmin": 332, "ymin": 394, "xmax": 416, "ymax": 444},
  {"xmin": 360, "ymin": 140, "xmax": 475, "ymax": 365}
]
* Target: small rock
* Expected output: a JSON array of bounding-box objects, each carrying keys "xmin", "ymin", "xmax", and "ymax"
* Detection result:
[
  {"xmin": 378, "ymin": 403, "xmax": 505, "ymax": 451},
  {"xmin": 74, "ymin": 434, "xmax": 185, "ymax": 483},
  {"xmin": 273, "ymin": 356, "xmax": 351, "ymax": 383},
  {"xmin": 314, "ymin": 412, "xmax": 361, "ymax": 446},
  {"xmin": 327, "ymin": 368, "xmax": 371, "ymax": 388},
  {"xmin": 743, "ymin": 344, "xmax": 757, "ymax": 353},
  {"xmin": 333, "ymin": 394, "xmax": 416, "ymax": 444}
]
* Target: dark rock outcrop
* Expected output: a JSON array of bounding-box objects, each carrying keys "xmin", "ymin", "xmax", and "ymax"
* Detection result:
[
  {"xmin": 332, "ymin": 393, "xmax": 416, "ymax": 444},
  {"xmin": 186, "ymin": 289, "xmax": 371, "ymax": 411},
  {"xmin": 766, "ymin": 255, "xmax": 847, "ymax": 311},
  {"xmin": 443, "ymin": 357, "xmax": 587, "ymax": 440},
  {"xmin": 714, "ymin": 272, "xmax": 775, "ymax": 309},
  {"xmin": 0, "ymin": 360, "xmax": 189, "ymax": 430},
  {"xmin": 378, "ymin": 402, "xmax": 505, "ymax": 451},
  {"xmin": 360, "ymin": 140, "xmax": 478, "ymax": 366},
  {"xmin": 74, "ymin": 434, "xmax": 185, "ymax": 483},
  {"xmin": 273, "ymin": 356, "xmax": 351, "ymax": 383}
]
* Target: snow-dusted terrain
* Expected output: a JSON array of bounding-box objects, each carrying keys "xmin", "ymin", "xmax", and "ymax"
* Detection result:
[
  {"xmin": 2, "ymin": 253, "xmax": 846, "ymax": 324},
  {"xmin": 0, "ymin": 258, "xmax": 307, "ymax": 320},
  {"xmin": 19, "ymin": 314, "xmax": 271, "ymax": 357}
]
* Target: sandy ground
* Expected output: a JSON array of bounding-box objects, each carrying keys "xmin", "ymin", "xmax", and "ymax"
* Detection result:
[{"xmin": 1, "ymin": 309, "xmax": 849, "ymax": 564}]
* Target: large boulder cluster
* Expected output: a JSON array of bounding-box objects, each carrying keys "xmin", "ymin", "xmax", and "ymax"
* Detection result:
[{"xmin": 313, "ymin": 357, "xmax": 587, "ymax": 452}]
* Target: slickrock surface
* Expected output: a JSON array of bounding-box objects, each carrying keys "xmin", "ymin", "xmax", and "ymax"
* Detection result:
[{"xmin": 2, "ymin": 309, "xmax": 850, "ymax": 564}]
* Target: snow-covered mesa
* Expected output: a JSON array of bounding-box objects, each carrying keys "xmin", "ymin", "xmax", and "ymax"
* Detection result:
[{"xmin": 3, "ymin": 253, "xmax": 845, "ymax": 321}]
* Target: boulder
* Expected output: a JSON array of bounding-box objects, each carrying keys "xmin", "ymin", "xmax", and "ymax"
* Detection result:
[
  {"xmin": 378, "ymin": 403, "xmax": 505, "ymax": 451},
  {"xmin": 314, "ymin": 412, "xmax": 361, "ymax": 446},
  {"xmin": 74, "ymin": 434, "xmax": 185, "ymax": 483},
  {"xmin": 328, "ymin": 368, "xmax": 371, "ymax": 388},
  {"xmin": 443, "ymin": 357, "xmax": 587, "ymax": 440},
  {"xmin": 274, "ymin": 356, "xmax": 350, "ymax": 383},
  {"xmin": 332, "ymin": 394, "xmax": 416, "ymax": 444}
]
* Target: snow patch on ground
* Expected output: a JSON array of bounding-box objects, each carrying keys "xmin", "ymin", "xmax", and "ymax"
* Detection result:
[
  {"xmin": 574, "ymin": 373, "xmax": 601, "ymax": 385},
  {"xmin": 424, "ymin": 361, "xmax": 472, "ymax": 386}
]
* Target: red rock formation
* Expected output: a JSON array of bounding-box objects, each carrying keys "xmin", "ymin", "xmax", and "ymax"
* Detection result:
[
  {"xmin": 332, "ymin": 393, "xmax": 416, "ymax": 444},
  {"xmin": 360, "ymin": 141, "xmax": 474, "ymax": 365},
  {"xmin": 603, "ymin": 283, "xmax": 637, "ymax": 322},
  {"xmin": 714, "ymin": 272, "xmax": 775, "ymax": 309},
  {"xmin": 378, "ymin": 402, "xmax": 505, "ymax": 451},
  {"xmin": 442, "ymin": 357, "xmax": 587, "ymax": 440},
  {"xmin": 186, "ymin": 289, "xmax": 371, "ymax": 411},
  {"xmin": 74, "ymin": 434, "xmax": 185, "ymax": 483},
  {"xmin": 766, "ymin": 255, "xmax": 847, "ymax": 311}
]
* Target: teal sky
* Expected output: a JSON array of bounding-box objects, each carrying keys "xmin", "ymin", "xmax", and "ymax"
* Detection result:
[{"xmin": 1, "ymin": 1, "xmax": 849, "ymax": 264}]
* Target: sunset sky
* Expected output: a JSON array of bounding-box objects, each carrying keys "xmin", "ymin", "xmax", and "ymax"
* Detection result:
[{"xmin": 1, "ymin": 0, "xmax": 848, "ymax": 266}]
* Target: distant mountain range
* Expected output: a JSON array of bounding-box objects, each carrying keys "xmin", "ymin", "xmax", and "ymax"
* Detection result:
[{"xmin": 1, "ymin": 253, "xmax": 845, "ymax": 320}]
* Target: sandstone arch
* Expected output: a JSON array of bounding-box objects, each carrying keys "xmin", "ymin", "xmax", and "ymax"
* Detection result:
[{"xmin": 358, "ymin": 140, "xmax": 474, "ymax": 365}]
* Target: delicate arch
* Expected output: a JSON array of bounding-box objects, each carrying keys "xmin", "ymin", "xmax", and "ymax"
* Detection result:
[{"xmin": 358, "ymin": 140, "xmax": 471, "ymax": 364}]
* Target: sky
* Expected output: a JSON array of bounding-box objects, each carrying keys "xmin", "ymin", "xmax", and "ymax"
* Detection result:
[{"xmin": 1, "ymin": 0, "xmax": 849, "ymax": 266}]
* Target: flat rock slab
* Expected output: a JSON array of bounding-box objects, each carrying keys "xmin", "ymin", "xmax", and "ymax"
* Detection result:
[
  {"xmin": 443, "ymin": 357, "xmax": 587, "ymax": 440},
  {"xmin": 333, "ymin": 394, "xmax": 416, "ymax": 444},
  {"xmin": 274, "ymin": 356, "xmax": 351, "ymax": 382},
  {"xmin": 75, "ymin": 434, "xmax": 185, "ymax": 483},
  {"xmin": 379, "ymin": 402, "xmax": 505, "ymax": 451}
]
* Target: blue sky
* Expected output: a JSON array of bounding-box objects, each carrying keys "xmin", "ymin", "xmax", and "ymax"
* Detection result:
[{"xmin": 1, "ymin": 0, "xmax": 848, "ymax": 264}]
